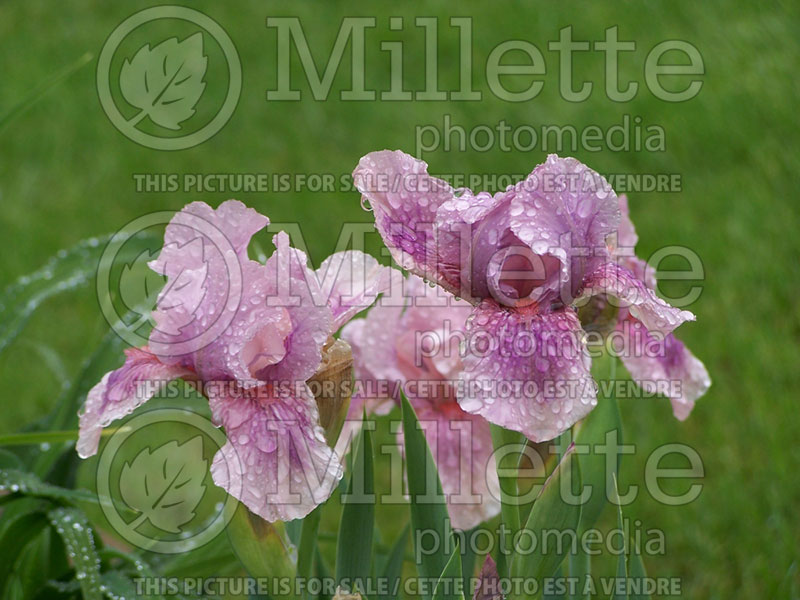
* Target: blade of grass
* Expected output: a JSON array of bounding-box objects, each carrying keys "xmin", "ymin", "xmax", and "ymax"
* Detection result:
[
  {"xmin": 335, "ymin": 420, "xmax": 375, "ymax": 594},
  {"xmin": 0, "ymin": 53, "xmax": 92, "ymax": 132},
  {"xmin": 401, "ymin": 394, "xmax": 453, "ymax": 600}
]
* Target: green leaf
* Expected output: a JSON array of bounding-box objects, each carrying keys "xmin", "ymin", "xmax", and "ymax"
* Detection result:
[
  {"xmin": 509, "ymin": 448, "xmax": 582, "ymax": 600},
  {"xmin": 628, "ymin": 551, "xmax": 650, "ymax": 600},
  {"xmin": 610, "ymin": 474, "xmax": 651, "ymax": 600},
  {"xmin": 0, "ymin": 449, "xmax": 23, "ymax": 470},
  {"xmin": 7, "ymin": 523, "xmax": 54, "ymax": 598},
  {"xmin": 566, "ymin": 549, "xmax": 590, "ymax": 600},
  {"xmin": 336, "ymin": 422, "xmax": 375, "ymax": 594},
  {"xmin": 158, "ymin": 534, "xmax": 240, "ymax": 579},
  {"xmin": 316, "ymin": 547, "xmax": 333, "ymax": 600},
  {"xmin": 119, "ymin": 437, "xmax": 208, "ymax": 533},
  {"xmin": 490, "ymin": 424, "xmax": 524, "ymax": 577},
  {"xmin": 0, "ymin": 468, "xmax": 126, "ymax": 515},
  {"xmin": 574, "ymin": 396, "xmax": 622, "ymax": 534},
  {"xmin": 0, "ymin": 499, "xmax": 51, "ymax": 592},
  {"xmin": 612, "ymin": 474, "xmax": 628, "ymax": 600},
  {"xmin": 401, "ymin": 394, "xmax": 453, "ymax": 599},
  {"xmin": 47, "ymin": 507, "xmax": 104, "ymax": 600},
  {"xmin": 226, "ymin": 502, "xmax": 298, "ymax": 599},
  {"xmin": 542, "ymin": 565, "xmax": 566, "ymax": 600},
  {"xmin": 432, "ymin": 542, "xmax": 465, "ymax": 600},
  {"xmin": 297, "ymin": 506, "xmax": 322, "ymax": 597},
  {"xmin": 459, "ymin": 527, "xmax": 478, "ymax": 599},
  {"xmin": 120, "ymin": 34, "xmax": 207, "ymax": 130},
  {"xmin": 378, "ymin": 524, "xmax": 410, "ymax": 600},
  {"xmin": 0, "ymin": 232, "xmax": 158, "ymax": 356}
]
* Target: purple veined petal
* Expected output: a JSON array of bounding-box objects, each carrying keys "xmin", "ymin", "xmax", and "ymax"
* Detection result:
[
  {"xmin": 255, "ymin": 232, "xmax": 333, "ymax": 384},
  {"xmin": 77, "ymin": 347, "xmax": 193, "ymax": 458},
  {"xmin": 353, "ymin": 150, "xmax": 476, "ymax": 299},
  {"xmin": 614, "ymin": 319, "xmax": 711, "ymax": 420},
  {"xmin": 581, "ymin": 262, "xmax": 695, "ymax": 336},
  {"xmin": 208, "ymin": 382, "xmax": 343, "ymax": 522},
  {"xmin": 403, "ymin": 398, "xmax": 501, "ymax": 531},
  {"xmin": 458, "ymin": 302, "xmax": 596, "ymax": 443},
  {"xmin": 185, "ymin": 258, "xmax": 298, "ymax": 386},
  {"xmin": 315, "ymin": 250, "xmax": 401, "ymax": 332},
  {"xmin": 504, "ymin": 155, "xmax": 621, "ymax": 304}
]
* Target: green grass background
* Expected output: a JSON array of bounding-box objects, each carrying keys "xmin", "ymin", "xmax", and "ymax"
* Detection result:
[{"xmin": 1, "ymin": 0, "xmax": 799, "ymax": 597}]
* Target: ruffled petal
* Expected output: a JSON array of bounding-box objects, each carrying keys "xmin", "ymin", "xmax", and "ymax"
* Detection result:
[
  {"xmin": 458, "ymin": 302, "xmax": 596, "ymax": 442},
  {"xmin": 253, "ymin": 232, "xmax": 333, "ymax": 384},
  {"xmin": 505, "ymin": 155, "xmax": 620, "ymax": 303},
  {"xmin": 355, "ymin": 152, "xmax": 621, "ymax": 310},
  {"xmin": 615, "ymin": 320, "xmax": 711, "ymax": 420},
  {"xmin": 353, "ymin": 150, "xmax": 471, "ymax": 298},
  {"xmin": 580, "ymin": 262, "xmax": 694, "ymax": 336},
  {"xmin": 407, "ymin": 399, "xmax": 501, "ymax": 530},
  {"xmin": 208, "ymin": 383, "xmax": 342, "ymax": 522},
  {"xmin": 316, "ymin": 250, "xmax": 399, "ymax": 331},
  {"xmin": 148, "ymin": 201, "xmax": 296, "ymax": 387},
  {"xmin": 77, "ymin": 347, "xmax": 192, "ymax": 458}
]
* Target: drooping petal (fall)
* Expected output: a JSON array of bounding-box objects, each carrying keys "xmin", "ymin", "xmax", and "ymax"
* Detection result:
[
  {"xmin": 580, "ymin": 262, "xmax": 695, "ymax": 336},
  {"xmin": 77, "ymin": 347, "xmax": 192, "ymax": 458},
  {"xmin": 208, "ymin": 383, "xmax": 342, "ymax": 522},
  {"xmin": 458, "ymin": 302, "xmax": 596, "ymax": 442},
  {"xmin": 615, "ymin": 320, "xmax": 711, "ymax": 420}
]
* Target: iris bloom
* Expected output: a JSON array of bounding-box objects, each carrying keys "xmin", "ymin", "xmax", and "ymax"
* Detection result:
[
  {"xmin": 605, "ymin": 195, "xmax": 710, "ymax": 419},
  {"xmin": 342, "ymin": 274, "xmax": 500, "ymax": 530},
  {"xmin": 78, "ymin": 200, "xmax": 393, "ymax": 522},
  {"xmin": 353, "ymin": 150, "xmax": 700, "ymax": 442}
]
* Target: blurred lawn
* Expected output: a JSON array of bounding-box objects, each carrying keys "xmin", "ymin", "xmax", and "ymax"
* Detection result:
[{"xmin": 1, "ymin": 0, "xmax": 799, "ymax": 597}]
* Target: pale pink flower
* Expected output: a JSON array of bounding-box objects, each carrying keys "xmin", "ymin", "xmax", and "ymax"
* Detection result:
[{"xmin": 78, "ymin": 200, "xmax": 393, "ymax": 522}]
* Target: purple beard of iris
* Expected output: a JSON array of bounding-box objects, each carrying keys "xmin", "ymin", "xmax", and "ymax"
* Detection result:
[
  {"xmin": 353, "ymin": 150, "xmax": 709, "ymax": 443},
  {"xmin": 77, "ymin": 200, "xmax": 395, "ymax": 522}
]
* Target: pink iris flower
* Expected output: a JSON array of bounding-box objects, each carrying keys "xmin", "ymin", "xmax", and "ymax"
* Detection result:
[
  {"xmin": 353, "ymin": 150, "xmax": 701, "ymax": 442},
  {"xmin": 608, "ymin": 195, "xmax": 710, "ymax": 419},
  {"xmin": 77, "ymin": 200, "xmax": 393, "ymax": 522},
  {"xmin": 342, "ymin": 274, "xmax": 500, "ymax": 530}
]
